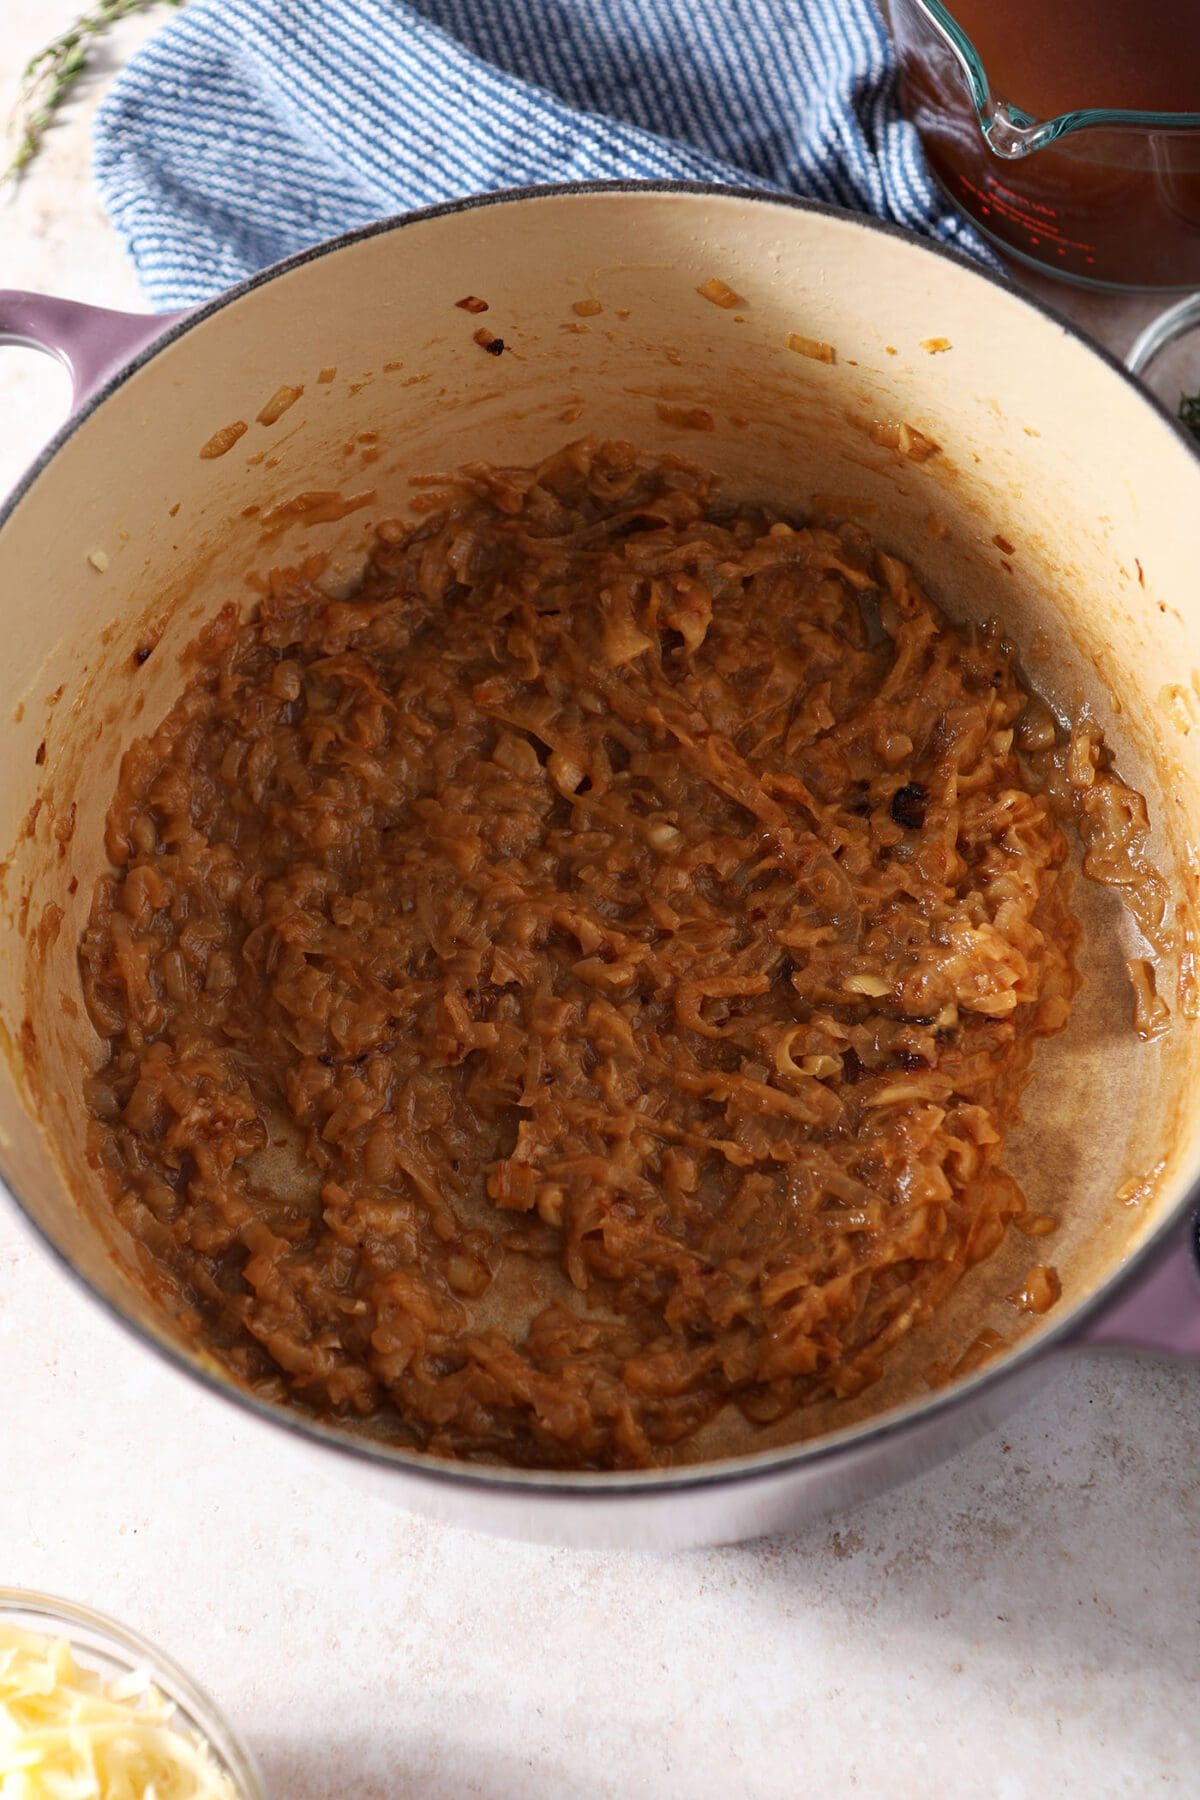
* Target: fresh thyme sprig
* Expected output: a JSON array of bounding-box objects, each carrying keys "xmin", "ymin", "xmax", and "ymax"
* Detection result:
[
  {"xmin": 1180, "ymin": 392, "xmax": 1200, "ymax": 446},
  {"xmin": 4, "ymin": 0, "xmax": 183, "ymax": 184}
]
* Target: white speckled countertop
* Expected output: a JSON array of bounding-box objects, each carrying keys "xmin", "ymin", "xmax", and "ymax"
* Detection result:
[{"xmin": 1, "ymin": 7, "xmax": 1198, "ymax": 1796}]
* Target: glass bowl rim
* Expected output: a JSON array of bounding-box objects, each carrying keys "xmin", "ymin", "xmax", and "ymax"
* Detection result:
[{"xmin": 1126, "ymin": 292, "xmax": 1200, "ymax": 381}]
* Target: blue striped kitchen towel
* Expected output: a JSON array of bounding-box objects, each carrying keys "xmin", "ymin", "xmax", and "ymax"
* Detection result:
[{"xmin": 92, "ymin": 0, "xmax": 994, "ymax": 312}]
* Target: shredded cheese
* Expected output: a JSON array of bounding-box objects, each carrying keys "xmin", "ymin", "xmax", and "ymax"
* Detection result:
[{"xmin": 0, "ymin": 1626, "xmax": 239, "ymax": 1798}]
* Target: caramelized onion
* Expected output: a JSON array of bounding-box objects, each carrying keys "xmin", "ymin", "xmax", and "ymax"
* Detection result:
[{"xmin": 80, "ymin": 441, "xmax": 1118, "ymax": 1470}]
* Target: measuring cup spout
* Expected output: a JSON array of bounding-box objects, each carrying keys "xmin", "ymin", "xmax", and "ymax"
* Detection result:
[{"xmin": 977, "ymin": 100, "xmax": 1053, "ymax": 161}]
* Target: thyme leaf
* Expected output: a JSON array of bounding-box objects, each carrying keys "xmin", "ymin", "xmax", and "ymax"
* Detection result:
[{"xmin": 4, "ymin": 0, "xmax": 184, "ymax": 184}]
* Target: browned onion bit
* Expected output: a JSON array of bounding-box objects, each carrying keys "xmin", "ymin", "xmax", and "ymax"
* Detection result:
[{"xmin": 890, "ymin": 783, "xmax": 927, "ymax": 829}]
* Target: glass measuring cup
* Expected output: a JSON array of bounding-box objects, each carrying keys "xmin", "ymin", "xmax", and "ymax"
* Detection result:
[{"xmin": 885, "ymin": 0, "xmax": 1200, "ymax": 290}]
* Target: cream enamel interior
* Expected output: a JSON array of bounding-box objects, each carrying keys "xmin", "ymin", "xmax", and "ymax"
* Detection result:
[{"xmin": 1, "ymin": 188, "xmax": 1198, "ymax": 1469}]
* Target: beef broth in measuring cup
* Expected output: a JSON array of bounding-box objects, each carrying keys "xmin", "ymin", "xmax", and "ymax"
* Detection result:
[{"xmin": 886, "ymin": 0, "xmax": 1200, "ymax": 289}]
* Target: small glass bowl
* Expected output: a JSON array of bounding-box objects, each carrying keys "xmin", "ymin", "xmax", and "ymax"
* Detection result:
[
  {"xmin": 1125, "ymin": 290, "xmax": 1200, "ymax": 423},
  {"xmin": 0, "ymin": 1587, "xmax": 265, "ymax": 1797}
]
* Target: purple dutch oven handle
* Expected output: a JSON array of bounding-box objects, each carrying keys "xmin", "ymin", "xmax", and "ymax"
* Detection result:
[
  {"xmin": 1075, "ymin": 321, "xmax": 1200, "ymax": 1365},
  {"xmin": 0, "ymin": 289, "xmax": 188, "ymax": 409},
  {"xmin": 1077, "ymin": 1216, "xmax": 1200, "ymax": 1357},
  {"xmin": 2, "ymin": 286, "xmax": 1199, "ymax": 1366}
]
